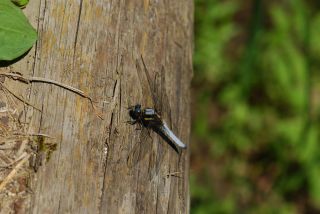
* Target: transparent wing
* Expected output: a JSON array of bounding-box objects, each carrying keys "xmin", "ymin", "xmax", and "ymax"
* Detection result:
[
  {"xmin": 127, "ymin": 126, "xmax": 163, "ymax": 179},
  {"xmin": 138, "ymin": 56, "xmax": 172, "ymax": 118},
  {"xmin": 158, "ymin": 122, "xmax": 187, "ymax": 149},
  {"xmin": 127, "ymin": 128, "xmax": 154, "ymax": 168},
  {"xmin": 140, "ymin": 56, "xmax": 158, "ymax": 109}
]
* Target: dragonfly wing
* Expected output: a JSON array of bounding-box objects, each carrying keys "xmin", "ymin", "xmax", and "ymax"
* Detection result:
[
  {"xmin": 127, "ymin": 140, "xmax": 141, "ymax": 168},
  {"xmin": 127, "ymin": 127, "xmax": 161, "ymax": 179},
  {"xmin": 159, "ymin": 122, "xmax": 187, "ymax": 149},
  {"xmin": 127, "ymin": 128, "xmax": 153, "ymax": 168}
]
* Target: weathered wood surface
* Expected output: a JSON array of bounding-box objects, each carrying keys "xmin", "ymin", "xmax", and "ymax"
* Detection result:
[{"xmin": 3, "ymin": 0, "xmax": 193, "ymax": 213}]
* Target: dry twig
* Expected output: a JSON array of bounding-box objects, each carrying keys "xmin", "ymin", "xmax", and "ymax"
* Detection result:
[
  {"xmin": 0, "ymin": 72, "xmax": 93, "ymax": 102},
  {"xmin": 0, "ymin": 72, "xmax": 105, "ymax": 118},
  {"xmin": 0, "ymin": 153, "xmax": 30, "ymax": 192},
  {"xmin": 1, "ymin": 84, "xmax": 41, "ymax": 112}
]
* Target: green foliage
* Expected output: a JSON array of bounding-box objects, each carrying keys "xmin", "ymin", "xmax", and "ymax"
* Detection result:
[
  {"xmin": 11, "ymin": 0, "xmax": 29, "ymax": 8},
  {"xmin": 192, "ymin": 0, "xmax": 320, "ymax": 213},
  {"xmin": 194, "ymin": 0, "xmax": 239, "ymax": 83},
  {"xmin": 0, "ymin": 0, "xmax": 37, "ymax": 61}
]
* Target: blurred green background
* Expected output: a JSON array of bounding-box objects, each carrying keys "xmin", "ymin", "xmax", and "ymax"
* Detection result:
[{"xmin": 191, "ymin": 0, "xmax": 320, "ymax": 213}]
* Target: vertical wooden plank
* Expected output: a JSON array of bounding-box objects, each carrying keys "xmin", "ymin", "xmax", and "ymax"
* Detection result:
[{"xmin": 2, "ymin": 0, "xmax": 193, "ymax": 213}]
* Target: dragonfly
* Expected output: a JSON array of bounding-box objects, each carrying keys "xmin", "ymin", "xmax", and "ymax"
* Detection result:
[
  {"xmin": 128, "ymin": 104, "xmax": 186, "ymax": 149},
  {"xmin": 126, "ymin": 56, "xmax": 186, "ymax": 171}
]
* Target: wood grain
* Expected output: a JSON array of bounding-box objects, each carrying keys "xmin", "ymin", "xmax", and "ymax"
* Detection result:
[{"xmin": 2, "ymin": 0, "xmax": 193, "ymax": 213}]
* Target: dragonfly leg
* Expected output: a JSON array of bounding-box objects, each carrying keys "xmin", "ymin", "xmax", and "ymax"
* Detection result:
[
  {"xmin": 146, "ymin": 126, "xmax": 153, "ymax": 139},
  {"xmin": 135, "ymin": 123, "xmax": 143, "ymax": 130},
  {"xmin": 126, "ymin": 120, "xmax": 137, "ymax": 125}
]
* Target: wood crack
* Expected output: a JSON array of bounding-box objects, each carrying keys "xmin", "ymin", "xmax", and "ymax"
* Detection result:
[
  {"xmin": 73, "ymin": 0, "xmax": 83, "ymax": 57},
  {"xmin": 98, "ymin": 125, "xmax": 111, "ymax": 214},
  {"xmin": 98, "ymin": 78, "xmax": 120, "ymax": 213}
]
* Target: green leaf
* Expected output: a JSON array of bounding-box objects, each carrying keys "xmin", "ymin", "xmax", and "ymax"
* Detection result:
[
  {"xmin": 0, "ymin": 0, "xmax": 37, "ymax": 61},
  {"xmin": 11, "ymin": 0, "xmax": 29, "ymax": 8}
]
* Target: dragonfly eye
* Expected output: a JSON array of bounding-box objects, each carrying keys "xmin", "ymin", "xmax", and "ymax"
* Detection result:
[
  {"xmin": 129, "ymin": 104, "xmax": 142, "ymax": 119},
  {"xmin": 134, "ymin": 105, "xmax": 141, "ymax": 113}
]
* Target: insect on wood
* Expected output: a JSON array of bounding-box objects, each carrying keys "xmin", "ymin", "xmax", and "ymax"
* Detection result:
[{"xmin": 126, "ymin": 56, "xmax": 187, "ymax": 172}]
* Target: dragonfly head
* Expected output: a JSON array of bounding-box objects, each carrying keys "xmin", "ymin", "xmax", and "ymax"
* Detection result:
[{"xmin": 129, "ymin": 104, "xmax": 142, "ymax": 120}]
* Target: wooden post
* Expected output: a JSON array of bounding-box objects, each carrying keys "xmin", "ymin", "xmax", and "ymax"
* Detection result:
[{"xmin": 3, "ymin": 0, "xmax": 193, "ymax": 213}]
